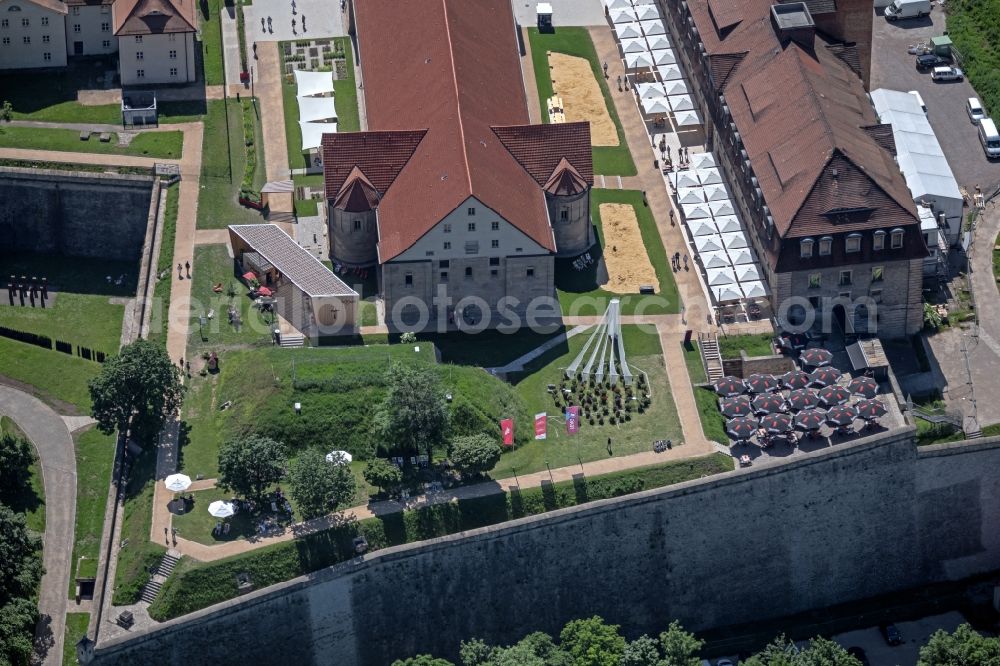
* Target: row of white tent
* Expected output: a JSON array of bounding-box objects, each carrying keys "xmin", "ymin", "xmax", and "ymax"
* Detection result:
[{"xmin": 294, "ymin": 70, "xmax": 338, "ymax": 152}]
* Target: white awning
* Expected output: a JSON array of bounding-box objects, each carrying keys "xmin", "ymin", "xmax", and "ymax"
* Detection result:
[
  {"xmin": 616, "ymin": 22, "xmax": 643, "ymax": 40},
  {"xmin": 703, "ymin": 183, "xmax": 730, "ymax": 201},
  {"xmin": 741, "ymin": 281, "xmax": 769, "ymax": 298},
  {"xmin": 610, "ymin": 8, "xmax": 636, "ymax": 23},
  {"xmin": 682, "ymin": 202, "xmax": 712, "ymax": 220},
  {"xmin": 652, "ymin": 49, "xmax": 676, "ymax": 66},
  {"xmin": 294, "ymin": 69, "xmax": 334, "ymax": 97},
  {"xmin": 641, "ymin": 96, "xmax": 670, "ymax": 115},
  {"xmin": 297, "ymin": 95, "xmax": 336, "ymax": 122},
  {"xmin": 696, "ymin": 167, "xmax": 722, "ymax": 184},
  {"xmin": 662, "ymin": 79, "xmax": 688, "ymax": 96},
  {"xmin": 694, "ymin": 234, "xmax": 724, "ymax": 253},
  {"xmin": 700, "ymin": 250, "xmax": 732, "ymax": 269},
  {"xmin": 657, "ymin": 64, "xmax": 683, "ymax": 81},
  {"xmin": 641, "ymin": 19, "xmax": 665, "ymax": 35},
  {"xmin": 710, "ymin": 199, "xmax": 735, "ymax": 217},
  {"xmin": 675, "ymin": 109, "xmax": 702, "ymax": 126},
  {"xmin": 605, "ymin": 0, "xmax": 631, "ymax": 9},
  {"xmin": 676, "ymin": 186, "xmax": 706, "ymax": 204},
  {"xmin": 635, "ymin": 4, "xmax": 660, "ymax": 20},
  {"xmin": 712, "ymin": 284, "xmax": 744, "ymax": 303},
  {"xmin": 636, "ymin": 82, "xmax": 666, "ymax": 99},
  {"xmin": 688, "ymin": 151, "xmax": 715, "ymax": 169},
  {"xmin": 620, "ymin": 37, "xmax": 648, "ymax": 53},
  {"xmin": 713, "ymin": 215, "xmax": 742, "ymax": 234},
  {"xmin": 735, "ymin": 264, "xmax": 763, "ymax": 282},
  {"xmin": 728, "ymin": 247, "xmax": 757, "ymax": 265},
  {"xmin": 646, "ymin": 34, "xmax": 671, "ymax": 51},
  {"xmin": 299, "ymin": 120, "xmax": 337, "ymax": 151},
  {"xmin": 688, "ymin": 218, "xmax": 717, "ymax": 236},
  {"xmin": 668, "ymin": 94, "xmax": 693, "ymax": 112},
  {"xmin": 707, "ymin": 267, "xmax": 737, "ymax": 286},
  {"xmin": 625, "ymin": 51, "xmax": 654, "ymax": 70},
  {"xmin": 722, "ymin": 231, "xmax": 748, "ymax": 250},
  {"xmin": 670, "ymin": 170, "xmax": 700, "ymax": 189}
]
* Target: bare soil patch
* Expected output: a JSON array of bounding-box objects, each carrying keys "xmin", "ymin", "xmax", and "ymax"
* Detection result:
[
  {"xmin": 598, "ymin": 203, "xmax": 658, "ymax": 293},
  {"xmin": 548, "ymin": 52, "xmax": 619, "ymax": 147}
]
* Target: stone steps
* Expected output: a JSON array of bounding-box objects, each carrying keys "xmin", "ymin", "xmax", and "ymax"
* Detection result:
[
  {"xmin": 279, "ymin": 333, "xmax": 306, "ymax": 348},
  {"xmin": 699, "ymin": 333, "xmax": 724, "ymax": 383},
  {"xmin": 139, "ymin": 552, "xmax": 181, "ymax": 604}
]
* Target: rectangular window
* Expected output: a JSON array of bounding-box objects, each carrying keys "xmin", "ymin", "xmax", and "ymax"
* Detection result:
[
  {"xmin": 101, "ymin": 4, "xmax": 109, "ymax": 12},
  {"xmin": 526, "ymin": 267, "xmax": 535, "ymax": 277},
  {"xmin": 891, "ymin": 230, "xmax": 904, "ymax": 249},
  {"xmin": 443, "ymin": 241, "xmax": 451, "ymax": 250},
  {"xmin": 490, "ymin": 269, "xmax": 499, "ymax": 277},
  {"xmin": 819, "ymin": 238, "xmax": 832, "ymax": 256},
  {"xmin": 846, "ymin": 235, "xmax": 861, "ymax": 253},
  {"xmin": 467, "ymin": 222, "xmax": 476, "ymax": 232},
  {"xmin": 73, "ymin": 23, "xmax": 81, "ymax": 32},
  {"xmin": 41, "ymin": 16, "xmax": 49, "ymax": 24},
  {"xmin": 102, "ymin": 39, "xmax": 110, "ymax": 48},
  {"xmin": 425, "ymin": 250, "xmax": 434, "ymax": 257},
  {"xmin": 1, "ymin": 19, "xmax": 7, "ymax": 28},
  {"xmin": 464, "ymin": 266, "xmax": 472, "ymax": 278},
  {"xmin": 467, "ymin": 207, "xmax": 475, "ymax": 216},
  {"xmin": 136, "ymin": 51, "xmax": 143, "ymax": 60},
  {"xmin": 404, "ymin": 273, "xmax": 413, "ymax": 286},
  {"xmin": 136, "ymin": 69, "xmax": 144, "ymax": 78},
  {"xmin": 560, "ymin": 209, "xmax": 569, "ymax": 221},
  {"xmin": 71, "ymin": 6, "xmax": 79, "ymax": 14},
  {"xmin": 22, "ymin": 18, "xmax": 29, "ymax": 27},
  {"xmin": 353, "ymin": 219, "xmax": 361, "ymax": 231},
  {"xmin": 808, "ymin": 273, "xmax": 821, "ymax": 289},
  {"xmin": 1, "ymin": 38, "xmax": 8, "ymax": 45},
  {"xmin": 489, "ymin": 257, "xmax": 500, "ymax": 267},
  {"xmin": 443, "ymin": 224, "xmax": 451, "ymax": 233},
  {"xmin": 22, "ymin": 36, "xmax": 29, "ymax": 44},
  {"xmin": 491, "ymin": 221, "xmax": 499, "ymax": 231},
  {"xmin": 169, "ymin": 50, "xmax": 177, "ymax": 59},
  {"xmin": 440, "ymin": 271, "xmax": 448, "ymax": 282},
  {"xmin": 465, "ymin": 241, "xmax": 478, "ymax": 255},
  {"xmin": 43, "ymin": 52, "xmax": 51, "ymax": 61},
  {"xmin": 101, "ymin": 22, "xmax": 110, "ymax": 31},
  {"xmin": 135, "ymin": 35, "xmax": 142, "ymax": 43},
  {"xmin": 871, "ymin": 266, "xmax": 884, "ymax": 282},
  {"xmin": 491, "ymin": 239, "xmax": 499, "ymax": 249},
  {"xmin": 42, "ymin": 34, "xmax": 49, "ymax": 42},
  {"xmin": 168, "ymin": 32, "xmax": 175, "ymax": 41},
  {"xmin": 169, "ymin": 67, "xmax": 178, "ymax": 77},
  {"xmin": 439, "ymin": 260, "xmax": 449, "ymax": 268},
  {"xmin": 800, "ymin": 240, "xmax": 813, "ymax": 258},
  {"xmin": 839, "ymin": 270, "xmax": 852, "ymax": 286}
]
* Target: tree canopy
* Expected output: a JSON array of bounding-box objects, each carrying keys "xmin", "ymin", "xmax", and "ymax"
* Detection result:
[
  {"xmin": 559, "ymin": 616, "xmax": 626, "ymax": 666},
  {"xmin": 217, "ymin": 435, "xmax": 287, "ymax": 499},
  {"xmin": 449, "ymin": 434, "xmax": 502, "ymax": 477},
  {"xmin": 0, "ymin": 504, "xmax": 42, "ymax": 666},
  {"xmin": 363, "ymin": 458, "xmax": 403, "ymax": 493},
  {"xmin": 287, "ymin": 448, "xmax": 357, "ymax": 520},
  {"xmin": 659, "ymin": 621, "xmax": 704, "ymax": 666},
  {"xmin": 741, "ymin": 636, "xmax": 861, "ymax": 666},
  {"xmin": 918, "ymin": 624, "xmax": 1000, "ymax": 666},
  {"xmin": 0, "ymin": 433, "xmax": 33, "ymax": 507},
  {"xmin": 374, "ymin": 363, "xmax": 449, "ymax": 458},
  {"xmin": 88, "ymin": 339, "xmax": 184, "ymax": 445},
  {"xmin": 391, "ymin": 656, "xmax": 455, "ymax": 666}
]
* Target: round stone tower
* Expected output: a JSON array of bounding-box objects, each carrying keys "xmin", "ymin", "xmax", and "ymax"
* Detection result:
[
  {"xmin": 544, "ymin": 158, "xmax": 593, "ymax": 257},
  {"xmin": 328, "ymin": 169, "xmax": 379, "ymax": 267}
]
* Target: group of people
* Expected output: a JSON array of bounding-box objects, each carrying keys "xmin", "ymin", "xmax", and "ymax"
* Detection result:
[
  {"xmin": 670, "ymin": 251, "xmax": 688, "ymax": 273},
  {"xmin": 259, "ymin": 0, "xmax": 307, "ymax": 35}
]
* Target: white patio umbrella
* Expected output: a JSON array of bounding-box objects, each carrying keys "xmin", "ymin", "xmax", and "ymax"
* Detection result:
[
  {"xmin": 662, "ymin": 79, "xmax": 689, "ymax": 96},
  {"xmin": 696, "ymin": 167, "xmax": 722, "ymax": 184},
  {"xmin": 700, "ymin": 250, "xmax": 732, "ymax": 269},
  {"xmin": 635, "ymin": 4, "xmax": 661, "ymax": 20},
  {"xmin": 713, "ymin": 284, "xmax": 744, "ymax": 304},
  {"xmin": 736, "ymin": 264, "xmax": 763, "ymax": 282},
  {"xmin": 714, "ymin": 215, "xmax": 742, "ymax": 234},
  {"xmin": 675, "ymin": 109, "xmax": 702, "ymax": 126},
  {"xmin": 636, "ymin": 82, "xmax": 666, "ymax": 99},
  {"xmin": 652, "ymin": 49, "xmax": 676, "ymax": 65},
  {"xmin": 671, "ymin": 170, "xmax": 700, "ymax": 189},
  {"xmin": 711, "ymin": 199, "xmax": 736, "ymax": 217},
  {"xmin": 657, "ymin": 64, "xmax": 683, "ymax": 81},
  {"xmin": 641, "ymin": 96, "xmax": 670, "ymax": 115},
  {"xmin": 631, "ymin": 0, "xmax": 657, "ymax": 9},
  {"xmin": 707, "ymin": 267, "xmax": 737, "ymax": 286},
  {"xmin": 605, "ymin": 0, "xmax": 631, "ymax": 9},
  {"xmin": 164, "ymin": 474, "xmax": 192, "ymax": 493},
  {"xmin": 682, "ymin": 202, "xmax": 712, "ymax": 220},
  {"xmin": 722, "ymin": 231, "xmax": 749, "ymax": 249},
  {"xmin": 703, "ymin": 183, "xmax": 730, "ymax": 201},
  {"xmin": 610, "ymin": 8, "xmax": 636, "ymax": 24},
  {"xmin": 741, "ymin": 281, "xmax": 769, "ymax": 298},
  {"xmin": 668, "ymin": 94, "xmax": 694, "ymax": 112},
  {"xmin": 688, "ymin": 151, "xmax": 716, "ymax": 169},
  {"xmin": 325, "ymin": 450, "xmax": 353, "ymax": 464},
  {"xmin": 625, "ymin": 51, "xmax": 654, "ymax": 70},
  {"xmin": 688, "ymin": 218, "xmax": 717, "ymax": 236},
  {"xmin": 620, "ymin": 37, "xmax": 648, "ymax": 53},
  {"xmin": 646, "ymin": 34, "xmax": 671, "ymax": 51},
  {"xmin": 616, "ymin": 22, "xmax": 643, "ymax": 40},
  {"xmin": 694, "ymin": 234, "xmax": 725, "ymax": 253},
  {"xmin": 676, "ymin": 186, "xmax": 706, "ymax": 204},
  {"xmin": 208, "ymin": 500, "xmax": 236, "ymax": 518},
  {"xmin": 728, "ymin": 247, "xmax": 756, "ymax": 265},
  {"xmin": 641, "ymin": 19, "xmax": 665, "ymax": 35}
]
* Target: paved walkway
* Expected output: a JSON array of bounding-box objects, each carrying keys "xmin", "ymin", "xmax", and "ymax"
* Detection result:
[
  {"xmin": 256, "ymin": 41, "xmax": 291, "ymax": 184},
  {"xmin": 221, "ymin": 6, "xmax": 245, "ymax": 90},
  {"xmin": 0, "ymin": 387, "xmax": 76, "ymax": 666},
  {"xmin": 0, "ymin": 147, "xmax": 178, "ymax": 167},
  {"xmin": 244, "ymin": 0, "xmax": 345, "ymax": 43}
]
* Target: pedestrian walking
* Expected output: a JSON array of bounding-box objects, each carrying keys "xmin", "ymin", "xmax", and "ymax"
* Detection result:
[
  {"xmin": 184, "ymin": 261, "xmax": 191, "ymax": 278},
  {"xmin": 291, "ymin": 0, "xmax": 296, "ymax": 12},
  {"xmin": 164, "ymin": 527, "xmax": 168, "ymax": 544},
  {"xmin": 261, "ymin": 16, "xmax": 265, "ymax": 31},
  {"xmin": 683, "ymin": 254, "xmax": 689, "ymax": 271},
  {"xmin": 177, "ymin": 262, "xmax": 182, "ymax": 279},
  {"xmin": 292, "ymin": 17, "xmax": 296, "ymax": 32},
  {"xmin": 178, "ymin": 356, "xmax": 184, "ymax": 371},
  {"xmin": 616, "ymin": 74, "xmax": 621, "ymax": 91},
  {"xmin": 607, "ymin": 437, "xmax": 613, "ymax": 456},
  {"xmin": 301, "ymin": 14, "xmax": 306, "ymax": 31},
  {"xmin": 669, "ymin": 209, "xmax": 674, "ymax": 225},
  {"xmin": 602, "ymin": 60, "xmax": 608, "ymax": 78},
  {"xmin": 171, "ymin": 527, "xmax": 177, "ymax": 545},
  {"xmin": 185, "ymin": 360, "xmax": 191, "ymax": 377},
  {"xmin": 642, "ymin": 190, "xmax": 648, "ymax": 206}
]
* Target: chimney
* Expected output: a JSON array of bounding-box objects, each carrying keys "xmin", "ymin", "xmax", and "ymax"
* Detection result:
[{"xmin": 770, "ymin": 3, "xmax": 815, "ymax": 50}]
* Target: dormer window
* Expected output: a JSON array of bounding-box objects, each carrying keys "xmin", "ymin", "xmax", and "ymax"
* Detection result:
[
  {"xmin": 800, "ymin": 238, "xmax": 813, "ymax": 258},
  {"xmin": 845, "ymin": 233, "xmax": 861, "ymax": 253},
  {"xmin": 890, "ymin": 228, "xmax": 904, "ymax": 249},
  {"xmin": 818, "ymin": 236, "xmax": 832, "ymax": 256},
  {"xmin": 873, "ymin": 230, "xmax": 886, "ymax": 251}
]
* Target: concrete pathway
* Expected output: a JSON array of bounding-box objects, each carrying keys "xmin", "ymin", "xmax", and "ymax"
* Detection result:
[
  {"xmin": 0, "ymin": 388, "xmax": 76, "ymax": 666},
  {"xmin": 658, "ymin": 323, "xmax": 711, "ymax": 448},
  {"xmin": 519, "ymin": 27, "xmax": 543, "ymax": 125},
  {"xmin": 488, "ymin": 324, "xmax": 593, "ymax": 373},
  {"xmin": 243, "ymin": 0, "xmax": 345, "ymax": 43},
  {"xmin": 61, "ymin": 416, "xmax": 96, "ymax": 433},
  {"xmin": 221, "ymin": 6, "xmax": 245, "ymax": 91},
  {"xmin": 5, "ymin": 120, "xmax": 185, "ymax": 135},
  {"xmin": 0, "ymin": 147, "xmax": 177, "ymax": 167},
  {"xmin": 256, "ymin": 41, "xmax": 291, "ymax": 184}
]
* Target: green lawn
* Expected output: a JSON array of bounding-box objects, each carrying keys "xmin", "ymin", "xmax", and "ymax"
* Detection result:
[
  {"xmin": 63, "ymin": 613, "xmax": 90, "ymax": 666},
  {"xmin": 280, "ymin": 38, "xmax": 360, "ymax": 171},
  {"xmin": 113, "ymin": 446, "xmax": 167, "ymax": 605},
  {"xmin": 414, "ymin": 327, "xmax": 568, "ymax": 368},
  {"xmin": 948, "ymin": 0, "xmax": 1000, "ymax": 117},
  {"xmin": 198, "ymin": 0, "xmax": 226, "ymax": 85},
  {"xmin": 694, "ymin": 384, "xmax": 728, "ymax": 445},
  {"xmin": 557, "ymin": 189, "xmax": 680, "ymax": 317},
  {"xmin": 150, "ymin": 453, "xmax": 732, "ymax": 621},
  {"xmin": 682, "ymin": 340, "xmax": 707, "ymax": 384},
  {"xmin": 526, "ymin": 27, "xmax": 636, "ymax": 176},
  {"xmin": 504, "ymin": 325, "xmax": 683, "ymax": 473},
  {"xmin": 69, "ymin": 427, "xmax": 116, "ymax": 597},
  {"xmin": 0, "ymin": 337, "xmax": 101, "ymax": 413},
  {"xmin": 198, "ymin": 99, "xmax": 267, "ymax": 229},
  {"xmin": 0, "ymin": 416, "xmax": 45, "ymax": 533},
  {"xmin": 172, "ymin": 485, "xmax": 301, "ymax": 546},
  {"xmin": 0, "ymin": 127, "xmax": 183, "ymax": 159},
  {"xmin": 149, "ymin": 184, "xmax": 180, "ymax": 347},
  {"xmin": 718, "ymin": 333, "xmax": 774, "ymax": 359}
]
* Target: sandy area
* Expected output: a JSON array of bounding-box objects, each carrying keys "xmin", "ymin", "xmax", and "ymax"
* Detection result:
[
  {"xmin": 598, "ymin": 203, "xmax": 659, "ymax": 293},
  {"xmin": 548, "ymin": 52, "xmax": 619, "ymax": 147}
]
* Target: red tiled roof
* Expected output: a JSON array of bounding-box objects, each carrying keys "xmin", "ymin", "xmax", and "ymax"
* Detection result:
[
  {"xmin": 543, "ymin": 158, "xmax": 589, "ymax": 196},
  {"xmin": 321, "ymin": 130, "xmax": 427, "ymax": 198},
  {"xmin": 334, "ymin": 167, "xmax": 380, "ymax": 212},
  {"xmin": 353, "ymin": 0, "xmax": 556, "ymax": 262},
  {"xmin": 24, "ymin": 0, "xmax": 69, "ymax": 14},
  {"xmin": 492, "ymin": 122, "xmax": 594, "ymax": 188},
  {"xmin": 113, "ymin": 0, "xmax": 196, "ymax": 35}
]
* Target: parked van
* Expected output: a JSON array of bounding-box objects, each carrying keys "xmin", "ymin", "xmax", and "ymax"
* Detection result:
[
  {"xmin": 884, "ymin": 0, "xmax": 931, "ymax": 20},
  {"xmin": 980, "ymin": 118, "xmax": 1000, "ymax": 158},
  {"xmin": 967, "ymin": 97, "xmax": 986, "ymax": 124}
]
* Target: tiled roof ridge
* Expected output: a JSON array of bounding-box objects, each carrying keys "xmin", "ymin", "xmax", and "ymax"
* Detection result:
[{"xmin": 439, "ymin": 0, "xmax": 474, "ymax": 195}]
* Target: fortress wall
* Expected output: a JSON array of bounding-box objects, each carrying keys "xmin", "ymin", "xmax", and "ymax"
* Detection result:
[{"xmin": 92, "ymin": 431, "xmax": 1000, "ymax": 666}]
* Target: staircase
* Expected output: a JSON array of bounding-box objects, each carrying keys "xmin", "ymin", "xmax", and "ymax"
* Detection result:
[
  {"xmin": 140, "ymin": 551, "xmax": 180, "ymax": 604},
  {"xmin": 699, "ymin": 333, "xmax": 724, "ymax": 383},
  {"xmin": 266, "ymin": 210, "xmax": 296, "ymax": 224},
  {"xmin": 279, "ymin": 333, "xmax": 306, "ymax": 348}
]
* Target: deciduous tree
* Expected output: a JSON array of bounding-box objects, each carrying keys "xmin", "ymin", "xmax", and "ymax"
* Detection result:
[
  {"xmin": 559, "ymin": 616, "xmax": 626, "ymax": 666},
  {"xmin": 449, "ymin": 434, "xmax": 502, "ymax": 477},
  {"xmin": 659, "ymin": 621, "xmax": 703, "ymax": 666},
  {"xmin": 391, "ymin": 656, "xmax": 454, "ymax": 666},
  {"xmin": 287, "ymin": 448, "xmax": 357, "ymax": 520},
  {"xmin": 217, "ymin": 435, "xmax": 286, "ymax": 500},
  {"xmin": 918, "ymin": 624, "xmax": 1000, "ymax": 666},
  {"xmin": 741, "ymin": 636, "xmax": 860, "ymax": 666},
  {"xmin": 622, "ymin": 635, "xmax": 665, "ymax": 666},
  {"xmin": 374, "ymin": 363, "xmax": 449, "ymax": 459},
  {"xmin": 363, "ymin": 457, "xmax": 403, "ymax": 493},
  {"xmin": 0, "ymin": 433, "xmax": 33, "ymax": 505}
]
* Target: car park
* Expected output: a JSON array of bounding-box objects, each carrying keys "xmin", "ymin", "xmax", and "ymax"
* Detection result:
[
  {"xmin": 880, "ymin": 623, "xmax": 903, "ymax": 646},
  {"xmin": 967, "ymin": 97, "xmax": 986, "ymax": 124},
  {"xmin": 931, "ymin": 66, "xmax": 964, "ymax": 82},
  {"xmin": 915, "ymin": 53, "xmax": 948, "ymax": 71}
]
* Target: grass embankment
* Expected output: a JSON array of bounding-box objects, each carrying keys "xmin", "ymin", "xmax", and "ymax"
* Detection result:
[
  {"xmin": 149, "ymin": 183, "xmax": 180, "ymax": 346},
  {"xmin": 556, "ymin": 189, "xmax": 679, "ymax": 317},
  {"xmin": 527, "ymin": 27, "xmax": 636, "ymax": 176},
  {"xmin": 197, "ymin": 99, "xmax": 266, "ymax": 230},
  {"xmin": 0, "ymin": 337, "xmax": 100, "ymax": 413},
  {"xmin": 199, "ymin": 0, "xmax": 227, "ymax": 85},
  {"xmin": 149, "ymin": 453, "xmax": 732, "ymax": 621},
  {"xmin": 113, "ymin": 447, "xmax": 166, "ymax": 604},
  {"xmin": 947, "ymin": 0, "xmax": 1000, "ymax": 116},
  {"xmin": 69, "ymin": 427, "xmax": 116, "ymax": 597},
  {"xmin": 0, "ymin": 416, "xmax": 45, "ymax": 533},
  {"xmin": 718, "ymin": 333, "xmax": 774, "ymax": 359},
  {"xmin": 63, "ymin": 613, "xmax": 90, "ymax": 666},
  {"xmin": 0, "ymin": 127, "xmax": 183, "ymax": 159},
  {"xmin": 681, "ymin": 340, "xmax": 729, "ymax": 445}
]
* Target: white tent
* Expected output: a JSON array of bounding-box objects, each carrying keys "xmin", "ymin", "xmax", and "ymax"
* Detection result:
[
  {"xmin": 682, "ymin": 202, "xmax": 712, "ymax": 220},
  {"xmin": 616, "ymin": 22, "xmax": 643, "ymax": 40},
  {"xmin": 703, "ymin": 183, "xmax": 730, "ymax": 201},
  {"xmin": 696, "ymin": 167, "xmax": 722, "ymax": 184},
  {"xmin": 700, "ymin": 250, "xmax": 731, "ymax": 269},
  {"xmin": 646, "ymin": 34, "xmax": 671, "ymax": 51},
  {"xmin": 657, "ymin": 64, "xmax": 683, "ymax": 81},
  {"xmin": 620, "ymin": 37, "xmax": 648, "ymax": 53},
  {"xmin": 625, "ymin": 52, "xmax": 654, "ymax": 70},
  {"xmin": 631, "ymin": 0, "xmax": 657, "ymax": 8},
  {"xmin": 641, "ymin": 97, "xmax": 670, "ymax": 115},
  {"xmin": 662, "ymin": 79, "xmax": 689, "ymax": 96},
  {"xmin": 676, "ymin": 186, "xmax": 706, "ymax": 204},
  {"xmin": 710, "ymin": 200, "xmax": 735, "ymax": 217},
  {"xmin": 713, "ymin": 215, "xmax": 742, "ymax": 234},
  {"xmin": 671, "ymin": 170, "xmax": 700, "ymax": 189},
  {"xmin": 728, "ymin": 247, "xmax": 757, "ymax": 265},
  {"xmin": 688, "ymin": 151, "xmax": 716, "ymax": 169},
  {"xmin": 707, "ymin": 267, "xmax": 737, "ymax": 286},
  {"xmin": 605, "ymin": 0, "xmax": 631, "ymax": 9},
  {"xmin": 675, "ymin": 109, "xmax": 702, "ymax": 126},
  {"xmin": 688, "ymin": 218, "xmax": 717, "ymax": 236},
  {"xmin": 636, "ymin": 82, "xmax": 666, "ymax": 99},
  {"xmin": 652, "ymin": 49, "xmax": 676, "ymax": 66},
  {"xmin": 735, "ymin": 264, "xmax": 763, "ymax": 282},
  {"xmin": 641, "ymin": 19, "xmax": 665, "ymax": 35},
  {"xmin": 722, "ymin": 231, "xmax": 748, "ymax": 250},
  {"xmin": 712, "ymin": 284, "xmax": 743, "ymax": 303},
  {"xmin": 325, "ymin": 450, "xmax": 353, "ymax": 464},
  {"xmin": 694, "ymin": 234, "xmax": 725, "ymax": 253},
  {"xmin": 294, "ymin": 69, "xmax": 334, "ymax": 97},
  {"xmin": 610, "ymin": 8, "xmax": 636, "ymax": 24},
  {"xmin": 297, "ymin": 95, "xmax": 337, "ymax": 122},
  {"xmin": 668, "ymin": 94, "xmax": 693, "ymax": 112},
  {"xmin": 300, "ymin": 120, "xmax": 337, "ymax": 151},
  {"xmin": 741, "ymin": 281, "xmax": 769, "ymax": 298},
  {"xmin": 635, "ymin": 4, "xmax": 661, "ymax": 20}
]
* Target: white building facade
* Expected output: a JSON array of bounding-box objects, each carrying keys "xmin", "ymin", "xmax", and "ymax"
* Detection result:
[
  {"xmin": 116, "ymin": 31, "xmax": 194, "ymax": 85},
  {"xmin": 0, "ymin": 0, "xmax": 67, "ymax": 69},
  {"xmin": 64, "ymin": 0, "xmax": 116, "ymax": 57}
]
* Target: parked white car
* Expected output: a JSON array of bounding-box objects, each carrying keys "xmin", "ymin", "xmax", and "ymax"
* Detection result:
[
  {"xmin": 967, "ymin": 97, "xmax": 986, "ymax": 124},
  {"xmin": 931, "ymin": 66, "xmax": 964, "ymax": 82}
]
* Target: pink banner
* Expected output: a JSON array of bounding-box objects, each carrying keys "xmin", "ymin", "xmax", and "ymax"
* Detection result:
[
  {"xmin": 501, "ymin": 418, "xmax": 514, "ymax": 447},
  {"xmin": 534, "ymin": 413, "xmax": 547, "ymax": 440},
  {"xmin": 565, "ymin": 406, "xmax": 580, "ymax": 434}
]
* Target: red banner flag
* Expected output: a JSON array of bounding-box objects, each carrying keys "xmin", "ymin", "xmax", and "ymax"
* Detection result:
[
  {"xmin": 501, "ymin": 418, "xmax": 514, "ymax": 447},
  {"xmin": 566, "ymin": 406, "xmax": 580, "ymax": 434},
  {"xmin": 534, "ymin": 413, "xmax": 547, "ymax": 440}
]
